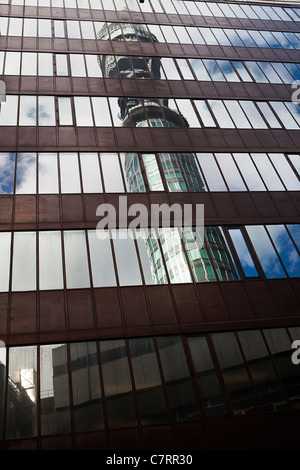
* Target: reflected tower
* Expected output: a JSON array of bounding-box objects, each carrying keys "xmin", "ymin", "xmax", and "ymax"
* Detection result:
[{"xmin": 97, "ymin": 21, "xmax": 238, "ymax": 284}]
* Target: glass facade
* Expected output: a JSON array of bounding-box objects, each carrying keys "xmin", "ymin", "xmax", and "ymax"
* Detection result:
[
  {"xmin": 0, "ymin": 0, "xmax": 299, "ymax": 450},
  {"xmin": 1, "ymin": 327, "xmax": 299, "ymax": 439}
]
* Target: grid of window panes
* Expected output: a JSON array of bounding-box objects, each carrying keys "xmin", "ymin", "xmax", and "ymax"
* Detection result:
[
  {"xmin": 1, "ymin": 326, "xmax": 300, "ymax": 440},
  {"xmin": 1, "ymin": 96, "xmax": 300, "ymax": 129},
  {"xmin": 0, "ymin": 224, "xmax": 298, "ymax": 292},
  {"xmin": 0, "ymin": 0, "xmax": 299, "ymax": 23},
  {"xmin": 1, "ymin": 17, "xmax": 300, "ymax": 50},
  {"xmin": 2, "ymin": 52, "xmax": 300, "ymax": 85},
  {"xmin": 0, "ymin": 152, "xmax": 299, "ymax": 194}
]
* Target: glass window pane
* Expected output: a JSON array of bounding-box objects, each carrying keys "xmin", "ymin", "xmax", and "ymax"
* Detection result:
[
  {"xmin": 67, "ymin": 21, "xmax": 81, "ymax": 39},
  {"xmin": 258, "ymin": 62, "xmax": 282, "ymax": 84},
  {"xmin": 175, "ymin": 99, "xmax": 199, "ymax": 127},
  {"xmin": 70, "ymin": 342, "xmax": 104, "ymax": 432},
  {"xmin": 58, "ymin": 97, "xmax": 73, "ymax": 126},
  {"xmin": 5, "ymin": 51, "xmax": 21, "ymax": 75},
  {"xmin": 19, "ymin": 96, "xmax": 37, "ymax": 126},
  {"xmin": 12, "ymin": 232, "xmax": 36, "ymax": 291},
  {"xmin": 40, "ymin": 344, "xmax": 71, "ymax": 436},
  {"xmin": 38, "ymin": 53, "xmax": 53, "ymax": 76},
  {"xmin": 135, "ymin": 229, "xmax": 168, "ymax": 285},
  {"xmin": 205, "ymin": 226, "xmax": 240, "ymax": 281},
  {"xmin": 54, "ymin": 20, "xmax": 65, "ymax": 38},
  {"xmin": 70, "ymin": 54, "xmax": 86, "ymax": 77},
  {"xmin": 0, "ymin": 152, "xmax": 15, "ymax": 194},
  {"xmin": 177, "ymin": 152, "xmax": 206, "ymax": 192},
  {"xmin": 0, "ymin": 95, "xmax": 18, "ymax": 126},
  {"xmin": 129, "ymin": 337, "xmax": 169, "ymax": 424},
  {"xmin": 287, "ymin": 224, "xmax": 300, "ymax": 251},
  {"xmin": 186, "ymin": 27, "xmax": 205, "ymax": 45},
  {"xmin": 268, "ymin": 153, "xmax": 300, "ymax": 191},
  {"xmin": 239, "ymin": 101, "xmax": 268, "ymax": 129},
  {"xmin": 270, "ymin": 101, "xmax": 298, "ymax": 129},
  {"xmin": 217, "ymin": 60, "xmax": 240, "ymax": 82},
  {"xmin": 188, "ymin": 59, "xmax": 210, "ymax": 80},
  {"xmin": 6, "ymin": 346, "xmax": 37, "ymax": 439},
  {"xmin": 199, "ymin": 27, "xmax": 218, "ymax": 45},
  {"xmin": 244, "ymin": 61, "xmax": 268, "ymax": 83},
  {"xmin": 16, "ymin": 153, "xmax": 36, "ymax": 194},
  {"xmin": 85, "ymin": 54, "xmax": 102, "ymax": 77},
  {"xmin": 99, "ymin": 339, "xmax": 137, "ymax": 428},
  {"xmin": 63, "ymin": 230, "xmax": 91, "ymax": 288},
  {"xmin": 215, "ymin": 152, "xmax": 247, "ymax": 191},
  {"xmin": 156, "ymin": 336, "xmax": 200, "ymax": 421},
  {"xmin": 80, "ymin": 21, "xmax": 95, "ymax": 39},
  {"xmin": 251, "ymin": 153, "xmax": 285, "ymax": 191},
  {"xmin": 100, "ymin": 153, "xmax": 124, "ymax": 192},
  {"xmin": 223, "ymin": 29, "xmax": 244, "ymax": 47},
  {"xmin": 38, "ymin": 96, "xmax": 55, "ymax": 126},
  {"xmin": 263, "ymin": 328, "xmax": 300, "ymax": 409},
  {"xmin": 38, "ymin": 153, "xmax": 59, "ymax": 194},
  {"xmin": 257, "ymin": 102, "xmax": 282, "ymax": 128},
  {"xmin": 59, "ymin": 153, "xmax": 81, "ymax": 193},
  {"xmin": 246, "ymin": 225, "xmax": 287, "ymax": 279},
  {"xmin": 112, "ymin": 230, "xmax": 142, "ymax": 285},
  {"xmin": 266, "ymin": 225, "xmax": 300, "ymax": 277},
  {"xmin": 39, "ymin": 231, "xmax": 64, "ymax": 290},
  {"xmin": 196, "ymin": 153, "xmax": 227, "ymax": 191},
  {"xmin": 56, "ymin": 54, "xmax": 68, "ymax": 76},
  {"xmin": 232, "ymin": 153, "xmax": 265, "ymax": 191},
  {"xmin": 161, "ymin": 26, "xmax": 178, "ymax": 43},
  {"xmin": 173, "ymin": 25, "xmax": 192, "ymax": 44},
  {"xmin": 223, "ymin": 100, "xmax": 251, "ymax": 129},
  {"xmin": 142, "ymin": 154, "xmax": 164, "ymax": 191},
  {"xmin": 194, "ymin": 101, "xmax": 216, "ymax": 127},
  {"xmin": 80, "ymin": 153, "xmax": 103, "ymax": 193},
  {"xmin": 0, "ymin": 232, "xmax": 11, "ymax": 291},
  {"xmin": 74, "ymin": 97, "xmax": 93, "ymax": 126},
  {"xmin": 271, "ymin": 62, "xmax": 293, "ymax": 84},
  {"xmin": 8, "ymin": 17, "xmax": 23, "ymax": 36},
  {"xmin": 238, "ymin": 330, "xmax": 288, "ymax": 412},
  {"xmin": 236, "ymin": 29, "xmax": 257, "ymax": 47},
  {"xmin": 182, "ymin": 226, "xmax": 216, "ymax": 282},
  {"xmin": 38, "ymin": 19, "xmax": 51, "ymax": 38},
  {"xmin": 88, "ymin": 230, "xmax": 116, "ymax": 287},
  {"xmin": 287, "ymin": 154, "xmax": 300, "ymax": 176},
  {"xmin": 91, "ymin": 97, "xmax": 111, "ymax": 126},
  {"xmin": 22, "ymin": 52, "xmax": 37, "ymax": 76},
  {"xmin": 188, "ymin": 336, "xmax": 226, "ymax": 415},
  {"xmin": 208, "ymin": 100, "xmax": 235, "ymax": 128},
  {"xmin": 233, "ymin": 61, "xmax": 253, "ymax": 82},
  {"xmin": 159, "ymin": 228, "xmax": 192, "ymax": 284},
  {"xmin": 120, "ymin": 152, "xmax": 145, "ymax": 193},
  {"xmin": 175, "ymin": 59, "xmax": 194, "ymax": 80},
  {"xmin": 212, "ymin": 332, "xmax": 259, "ymax": 415},
  {"xmin": 158, "ymin": 153, "xmax": 187, "ymax": 192},
  {"xmin": 203, "ymin": 59, "xmax": 225, "ymax": 82},
  {"xmin": 228, "ymin": 229, "xmax": 259, "ymax": 277},
  {"xmin": 161, "ymin": 58, "xmax": 180, "ymax": 80}
]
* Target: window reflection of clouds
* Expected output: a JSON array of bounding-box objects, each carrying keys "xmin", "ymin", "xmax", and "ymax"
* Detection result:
[
  {"xmin": 245, "ymin": 226, "xmax": 287, "ymax": 279},
  {"xmin": 228, "ymin": 229, "xmax": 258, "ymax": 278},
  {"xmin": 0, "ymin": 153, "xmax": 15, "ymax": 194},
  {"xmin": 266, "ymin": 225, "xmax": 300, "ymax": 277},
  {"xmin": 16, "ymin": 153, "xmax": 36, "ymax": 194}
]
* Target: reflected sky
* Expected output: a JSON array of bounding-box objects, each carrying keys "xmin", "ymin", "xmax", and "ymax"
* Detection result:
[
  {"xmin": 0, "ymin": 153, "xmax": 15, "ymax": 194},
  {"xmin": 16, "ymin": 153, "xmax": 36, "ymax": 194},
  {"xmin": 266, "ymin": 225, "xmax": 300, "ymax": 277},
  {"xmin": 246, "ymin": 225, "xmax": 287, "ymax": 278}
]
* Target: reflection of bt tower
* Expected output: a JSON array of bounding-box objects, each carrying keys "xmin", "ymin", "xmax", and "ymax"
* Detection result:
[
  {"xmin": 97, "ymin": 22, "xmax": 205, "ymax": 193},
  {"xmin": 98, "ymin": 22, "xmax": 238, "ymax": 285}
]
